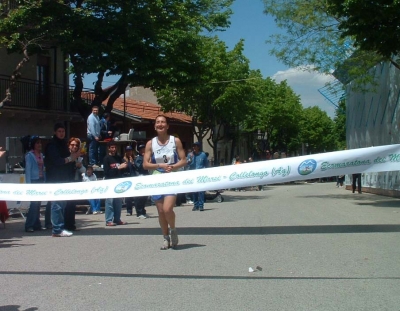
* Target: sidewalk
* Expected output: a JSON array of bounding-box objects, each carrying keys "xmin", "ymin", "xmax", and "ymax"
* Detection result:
[{"xmin": 1, "ymin": 182, "xmax": 400, "ymax": 311}]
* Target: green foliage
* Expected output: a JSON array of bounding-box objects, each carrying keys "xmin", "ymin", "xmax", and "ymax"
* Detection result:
[
  {"xmin": 0, "ymin": 0, "xmax": 234, "ymax": 90},
  {"xmin": 241, "ymin": 76, "xmax": 303, "ymax": 154},
  {"xmin": 262, "ymin": 0, "xmax": 394, "ymax": 89},
  {"xmin": 333, "ymin": 99, "xmax": 346, "ymax": 149},
  {"xmin": 156, "ymin": 37, "xmax": 253, "ymax": 146},
  {"xmin": 299, "ymin": 106, "xmax": 337, "ymax": 153},
  {"xmin": 327, "ymin": 0, "xmax": 400, "ymax": 59}
]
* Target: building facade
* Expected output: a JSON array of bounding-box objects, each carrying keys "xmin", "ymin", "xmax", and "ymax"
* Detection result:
[{"xmin": 345, "ymin": 61, "xmax": 400, "ymax": 196}]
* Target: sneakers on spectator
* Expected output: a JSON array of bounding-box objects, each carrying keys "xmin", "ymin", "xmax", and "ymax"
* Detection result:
[
  {"xmin": 92, "ymin": 164, "xmax": 100, "ymax": 169},
  {"xmin": 161, "ymin": 235, "xmax": 170, "ymax": 250},
  {"xmin": 116, "ymin": 221, "xmax": 127, "ymax": 225},
  {"xmin": 199, "ymin": 207, "xmax": 204, "ymax": 211},
  {"xmin": 52, "ymin": 230, "xmax": 73, "ymax": 237},
  {"xmin": 170, "ymin": 228, "xmax": 178, "ymax": 248},
  {"xmin": 186, "ymin": 200, "xmax": 194, "ymax": 204},
  {"xmin": 93, "ymin": 211, "xmax": 99, "ymax": 215},
  {"xmin": 25, "ymin": 228, "xmax": 34, "ymax": 233},
  {"xmin": 106, "ymin": 222, "xmax": 116, "ymax": 226},
  {"xmin": 137, "ymin": 215, "xmax": 147, "ymax": 219},
  {"xmin": 192, "ymin": 207, "xmax": 199, "ymax": 211}
]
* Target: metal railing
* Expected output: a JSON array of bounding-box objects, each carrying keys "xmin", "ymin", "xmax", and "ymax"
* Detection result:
[{"xmin": 0, "ymin": 75, "xmax": 69, "ymax": 111}]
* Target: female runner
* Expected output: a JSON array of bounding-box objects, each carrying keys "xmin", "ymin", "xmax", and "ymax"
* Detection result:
[{"xmin": 143, "ymin": 115, "xmax": 187, "ymax": 249}]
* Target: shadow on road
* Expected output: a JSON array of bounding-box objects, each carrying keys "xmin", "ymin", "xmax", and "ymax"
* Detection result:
[
  {"xmin": 0, "ymin": 270, "xmax": 399, "ymax": 281},
  {"xmin": 3, "ymin": 223, "xmax": 400, "ymax": 245},
  {"xmin": 0, "ymin": 306, "xmax": 38, "ymax": 311}
]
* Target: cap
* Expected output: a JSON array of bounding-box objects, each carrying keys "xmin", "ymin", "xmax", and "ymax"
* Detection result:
[
  {"xmin": 137, "ymin": 144, "xmax": 145, "ymax": 150},
  {"xmin": 125, "ymin": 146, "xmax": 133, "ymax": 150},
  {"xmin": 192, "ymin": 142, "xmax": 201, "ymax": 147}
]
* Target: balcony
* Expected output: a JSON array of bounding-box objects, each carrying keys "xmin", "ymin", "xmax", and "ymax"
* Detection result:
[
  {"xmin": 1, "ymin": 0, "xmax": 19, "ymax": 12},
  {"xmin": 0, "ymin": 74, "xmax": 69, "ymax": 112}
]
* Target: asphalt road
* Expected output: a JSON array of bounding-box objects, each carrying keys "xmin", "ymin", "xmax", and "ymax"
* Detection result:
[{"xmin": 1, "ymin": 182, "xmax": 400, "ymax": 311}]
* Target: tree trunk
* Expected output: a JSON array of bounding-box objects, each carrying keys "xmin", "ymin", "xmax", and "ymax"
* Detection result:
[{"xmin": 0, "ymin": 48, "xmax": 30, "ymax": 108}]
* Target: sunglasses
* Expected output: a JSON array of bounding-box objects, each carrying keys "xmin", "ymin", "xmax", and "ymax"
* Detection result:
[{"xmin": 70, "ymin": 143, "xmax": 79, "ymax": 146}]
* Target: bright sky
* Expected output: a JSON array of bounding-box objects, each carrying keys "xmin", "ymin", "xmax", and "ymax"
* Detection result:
[
  {"xmin": 216, "ymin": 0, "xmax": 336, "ymax": 118},
  {"xmin": 81, "ymin": 0, "xmax": 337, "ymax": 118}
]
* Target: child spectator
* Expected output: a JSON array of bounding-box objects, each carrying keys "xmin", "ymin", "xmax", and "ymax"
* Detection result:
[{"xmin": 82, "ymin": 165, "xmax": 102, "ymax": 215}]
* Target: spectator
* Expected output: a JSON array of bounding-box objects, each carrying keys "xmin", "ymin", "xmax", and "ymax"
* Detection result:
[
  {"xmin": 82, "ymin": 165, "xmax": 102, "ymax": 214},
  {"xmin": 234, "ymin": 155, "xmax": 241, "ymax": 165},
  {"xmin": 133, "ymin": 144, "xmax": 150, "ymax": 219},
  {"xmin": 87, "ymin": 105, "xmax": 101, "ymax": 166},
  {"xmin": 103, "ymin": 141, "xmax": 128, "ymax": 226},
  {"xmin": 64, "ymin": 137, "xmax": 85, "ymax": 231},
  {"xmin": 185, "ymin": 148, "xmax": 194, "ymax": 205},
  {"xmin": 188, "ymin": 142, "xmax": 209, "ymax": 211},
  {"xmin": 24, "ymin": 136, "xmax": 45, "ymax": 232},
  {"xmin": 124, "ymin": 145, "xmax": 137, "ymax": 216},
  {"xmin": 352, "ymin": 173, "xmax": 362, "ymax": 193},
  {"xmin": 100, "ymin": 113, "xmax": 113, "ymax": 141},
  {"xmin": 99, "ymin": 112, "xmax": 113, "ymax": 162},
  {"xmin": 337, "ymin": 175, "xmax": 345, "ymax": 188},
  {"xmin": 44, "ymin": 122, "xmax": 80, "ymax": 237},
  {"xmin": 143, "ymin": 115, "xmax": 187, "ymax": 250},
  {"xmin": 234, "ymin": 155, "xmax": 245, "ymax": 192}
]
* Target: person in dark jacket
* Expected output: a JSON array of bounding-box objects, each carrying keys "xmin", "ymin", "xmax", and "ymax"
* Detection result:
[
  {"xmin": 133, "ymin": 144, "xmax": 149, "ymax": 219},
  {"xmin": 44, "ymin": 123, "xmax": 80, "ymax": 237},
  {"xmin": 103, "ymin": 141, "xmax": 128, "ymax": 226}
]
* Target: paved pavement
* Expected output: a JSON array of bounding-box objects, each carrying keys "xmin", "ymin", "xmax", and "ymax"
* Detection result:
[{"xmin": 1, "ymin": 182, "xmax": 400, "ymax": 311}]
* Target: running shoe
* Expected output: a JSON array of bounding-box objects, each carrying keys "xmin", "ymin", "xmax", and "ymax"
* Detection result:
[
  {"xmin": 161, "ymin": 235, "xmax": 170, "ymax": 250},
  {"xmin": 52, "ymin": 230, "xmax": 73, "ymax": 237},
  {"xmin": 170, "ymin": 228, "xmax": 178, "ymax": 248}
]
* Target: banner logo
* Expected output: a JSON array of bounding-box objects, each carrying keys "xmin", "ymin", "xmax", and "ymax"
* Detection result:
[
  {"xmin": 298, "ymin": 159, "xmax": 317, "ymax": 176},
  {"xmin": 114, "ymin": 181, "xmax": 132, "ymax": 193}
]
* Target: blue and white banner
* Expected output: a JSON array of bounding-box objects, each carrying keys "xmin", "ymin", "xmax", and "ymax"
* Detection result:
[{"xmin": 1, "ymin": 144, "xmax": 400, "ymax": 202}]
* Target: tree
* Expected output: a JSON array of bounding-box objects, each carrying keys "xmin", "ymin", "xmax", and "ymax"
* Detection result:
[
  {"xmin": 157, "ymin": 37, "xmax": 254, "ymax": 165},
  {"xmin": 0, "ymin": 0, "xmax": 234, "ymax": 115},
  {"xmin": 327, "ymin": 0, "xmax": 400, "ymax": 62},
  {"xmin": 262, "ymin": 0, "xmax": 388, "ymax": 87},
  {"xmin": 333, "ymin": 99, "xmax": 346, "ymax": 150},
  {"xmin": 299, "ymin": 106, "xmax": 337, "ymax": 153},
  {"xmin": 241, "ymin": 77, "xmax": 303, "ymax": 155}
]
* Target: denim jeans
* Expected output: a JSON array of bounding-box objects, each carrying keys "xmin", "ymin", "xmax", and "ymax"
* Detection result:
[
  {"xmin": 87, "ymin": 134, "xmax": 99, "ymax": 165},
  {"xmin": 105, "ymin": 197, "xmax": 122, "ymax": 224},
  {"xmin": 192, "ymin": 191, "xmax": 205, "ymax": 209},
  {"xmin": 25, "ymin": 202, "xmax": 42, "ymax": 230},
  {"xmin": 89, "ymin": 199, "xmax": 101, "ymax": 212},
  {"xmin": 25, "ymin": 178, "xmax": 44, "ymax": 230},
  {"xmin": 51, "ymin": 200, "xmax": 67, "ymax": 234},
  {"xmin": 45, "ymin": 201, "xmax": 52, "ymax": 228}
]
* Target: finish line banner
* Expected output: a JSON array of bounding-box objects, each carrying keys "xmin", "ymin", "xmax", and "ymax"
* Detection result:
[{"xmin": 1, "ymin": 144, "xmax": 400, "ymax": 202}]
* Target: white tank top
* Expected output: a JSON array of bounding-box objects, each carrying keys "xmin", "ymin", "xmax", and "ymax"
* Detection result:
[{"xmin": 151, "ymin": 135, "xmax": 179, "ymax": 172}]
